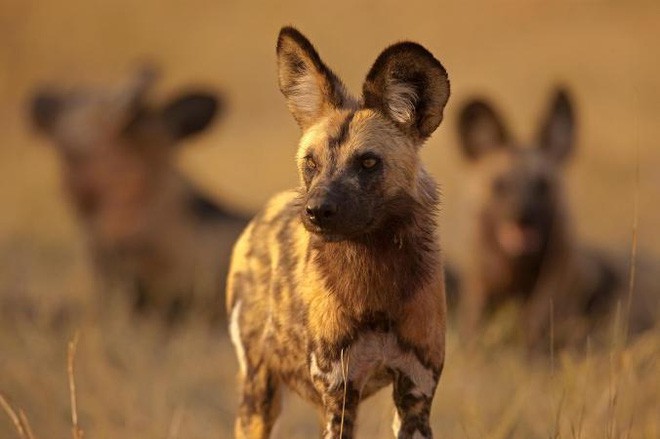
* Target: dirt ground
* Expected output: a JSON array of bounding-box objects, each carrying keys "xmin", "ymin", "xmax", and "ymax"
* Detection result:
[{"xmin": 1, "ymin": 1, "xmax": 659, "ymax": 438}]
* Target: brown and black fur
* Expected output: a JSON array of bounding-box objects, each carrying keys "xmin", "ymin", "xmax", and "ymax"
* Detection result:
[
  {"xmin": 227, "ymin": 27, "xmax": 450, "ymax": 438},
  {"xmin": 455, "ymin": 88, "xmax": 658, "ymax": 349},
  {"xmin": 30, "ymin": 69, "xmax": 248, "ymax": 325}
]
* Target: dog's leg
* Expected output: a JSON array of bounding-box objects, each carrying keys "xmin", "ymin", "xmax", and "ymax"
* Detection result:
[
  {"xmin": 391, "ymin": 370, "xmax": 438, "ymax": 439},
  {"xmin": 234, "ymin": 364, "xmax": 282, "ymax": 439},
  {"xmin": 230, "ymin": 300, "xmax": 281, "ymax": 439},
  {"xmin": 311, "ymin": 349, "xmax": 361, "ymax": 439},
  {"xmin": 319, "ymin": 381, "xmax": 360, "ymax": 439}
]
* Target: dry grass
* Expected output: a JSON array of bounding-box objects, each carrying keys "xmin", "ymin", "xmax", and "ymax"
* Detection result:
[
  {"xmin": 1, "ymin": 332, "xmax": 82, "ymax": 439},
  {"xmin": 67, "ymin": 333, "xmax": 83, "ymax": 439},
  {"xmin": 0, "ymin": 392, "xmax": 32, "ymax": 439},
  {"xmin": 339, "ymin": 348, "xmax": 350, "ymax": 438},
  {"xmin": 0, "ymin": 288, "xmax": 657, "ymax": 438},
  {"xmin": 1, "ymin": 1, "xmax": 659, "ymax": 438}
]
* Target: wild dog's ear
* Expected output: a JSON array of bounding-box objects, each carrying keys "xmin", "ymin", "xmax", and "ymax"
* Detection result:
[
  {"xmin": 277, "ymin": 26, "xmax": 352, "ymax": 130},
  {"xmin": 457, "ymin": 99, "xmax": 510, "ymax": 161},
  {"xmin": 161, "ymin": 92, "xmax": 221, "ymax": 140},
  {"xmin": 363, "ymin": 42, "xmax": 450, "ymax": 144},
  {"xmin": 30, "ymin": 90, "xmax": 64, "ymax": 135},
  {"xmin": 538, "ymin": 87, "xmax": 575, "ymax": 163}
]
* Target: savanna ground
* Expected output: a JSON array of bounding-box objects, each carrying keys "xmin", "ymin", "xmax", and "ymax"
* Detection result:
[{"xmin": 1, "ymin": 1, "xmax": 659, "ymax": 438}]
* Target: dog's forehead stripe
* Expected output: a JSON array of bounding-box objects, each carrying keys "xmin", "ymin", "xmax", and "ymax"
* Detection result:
[{"xmin": 328, "ymin": 111, "xmax": 355, "ymax": 150}]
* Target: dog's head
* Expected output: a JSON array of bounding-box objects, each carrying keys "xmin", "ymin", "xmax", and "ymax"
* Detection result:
[
  {"xmin": 457, "ymin": 89, "xmax": 575, "ymax": 258},
  {"xmin": 30, "ymin": 67, "xmax": 221, "ymax": 247},
  {"xmin": 277, "ymin": 27, "xmax": 450, "ymax": 241}
]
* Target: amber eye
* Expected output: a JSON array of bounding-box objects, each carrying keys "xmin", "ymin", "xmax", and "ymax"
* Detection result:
[
  {"xmin": 361, "ymin": 157, "xmax": 379, "ymax": 169},
  {"xmin": 305, "ymin": 156, "xmax": 317, "ymax": 169}
]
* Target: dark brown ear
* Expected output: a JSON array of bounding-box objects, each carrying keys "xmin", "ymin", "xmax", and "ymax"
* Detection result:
[
  {"xmin": 538, "ymin": 87, "xmax": 575, "ymax": 163},
  {"xmin": 363, "ymin": 42, "xmax": 450, "ymax": 144},
  {"xmin": 161, "ymin": 92, "xmax": 221, "ymax": 140},
  {"xmin": 30, "ymin": 90, "xmax": 64, "ymax": 135},
  {"xmin": 276, "ymin": 26, "xmax": 354, "ymax": 130},
  {"xmin": 457, "ymin": 99, "xmax": 510, "ymax": 161}
]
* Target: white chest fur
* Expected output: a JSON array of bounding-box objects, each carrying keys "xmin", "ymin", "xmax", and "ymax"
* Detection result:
[{"xmin": 309, "ymin": 331, "xmax": 435, "ymax": 398}]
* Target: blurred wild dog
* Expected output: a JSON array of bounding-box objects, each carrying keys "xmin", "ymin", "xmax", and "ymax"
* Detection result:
[
  {"xmin": 227, "ymin": 27, "xmax": 450, "ymax": 438},
  {"xmin": 30, "ymin": 69, "xmax": 248, "ymax": 325},
  {"xmin": 456, "ymin": 88, "xmax": 657, "ymax": 349}
]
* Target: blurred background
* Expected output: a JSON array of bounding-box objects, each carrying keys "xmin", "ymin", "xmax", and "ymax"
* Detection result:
[{"xmin": 1, "ymin": 1, "xmax": 658, "ymax": 438}]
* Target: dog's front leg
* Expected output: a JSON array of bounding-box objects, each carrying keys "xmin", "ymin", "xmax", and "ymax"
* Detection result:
[
  {"xmin": 391, "ymin": 369, "xmax": 438, "ymax": 439},
  {"xmin": 311, "ymin": 350, "xmax": 360, "ymax": 439},
  {"xmin": 319, "ymin": 382, "xmax": 360, "ymax": 439},
  {"xmin": 234, "ymin": 364, "xmax": 282, "ymax": 439}
]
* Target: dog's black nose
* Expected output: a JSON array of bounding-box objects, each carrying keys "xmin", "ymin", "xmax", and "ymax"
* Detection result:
[{"xmin": 305, "ymin": 200, "xmax": 338, "ymax": 225}]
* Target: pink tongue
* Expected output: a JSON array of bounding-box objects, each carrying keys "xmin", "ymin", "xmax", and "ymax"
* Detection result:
[{"xmin": 497, "ymin": 223, "xmax": 541, "ymax": 256}]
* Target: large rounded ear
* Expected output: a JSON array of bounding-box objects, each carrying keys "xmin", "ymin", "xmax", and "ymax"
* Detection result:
[
  {"xmin": 161, "ymin": 92, "xmax": 221, "ymax": 140},
  {"xmin": 276, "ymin": 26, "xmax": 354, "ymax": 130},
  {"xmin": 457, "ymin": 99, "xmax": 510, "ymax": 161},
  {"xmin": 537, "ymin": 87, "xmax": 575, "ymax": 163},
  {"xmin": 30, "ymin": 90, "xmax": 64, "ymax": 135},
  {"xmin": 362, "ymin": 42, "xmax": 450, "ymax": 144}
]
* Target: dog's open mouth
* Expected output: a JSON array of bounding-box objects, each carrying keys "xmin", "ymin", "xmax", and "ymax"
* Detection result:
[{"xmin": 497, "ymin": 222, "xmax": 543, "ymax": 256}]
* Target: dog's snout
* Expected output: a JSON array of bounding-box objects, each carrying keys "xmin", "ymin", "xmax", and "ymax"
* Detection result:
[{"xmin": 305, "ymin": 197, "xmax": 338, "ymax": 225}]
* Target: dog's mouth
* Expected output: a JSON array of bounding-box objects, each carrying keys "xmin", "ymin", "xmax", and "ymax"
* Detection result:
[
  {"xmin": 301, "ymin": 214, "xmax": 376, "ymax": 243},
  {"xmin": 497, "ymin": 222, "xmax": 544, "ymax": 257}
]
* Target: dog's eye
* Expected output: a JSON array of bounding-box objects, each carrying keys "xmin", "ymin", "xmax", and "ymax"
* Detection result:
[
  {"xmin": 361, "ymin": 156, "xmax": 380, "ymax": 170},
  {"xmin": 305, "ymin": 157, "xmax": 317, "ymax": 170}
]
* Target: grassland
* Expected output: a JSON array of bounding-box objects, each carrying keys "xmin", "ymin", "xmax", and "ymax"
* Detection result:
[{"xmin": 1, "ymin": 1, "xmax": 659, "ymax": 437}]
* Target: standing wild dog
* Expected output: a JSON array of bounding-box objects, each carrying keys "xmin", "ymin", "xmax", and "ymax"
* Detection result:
[
  {"xmin": 456, "ymin": 88, "xmax": 657, "ymax": 349},
  {"xmin": 30, "ymin": 69, "xmax": 248, "ymax": 325},
  {"xmin": 227, "ymin": 27, "xmax": 450, "ymax": 439}
]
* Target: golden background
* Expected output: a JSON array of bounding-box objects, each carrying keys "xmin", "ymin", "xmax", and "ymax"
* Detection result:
[{"xmin": 1, "ymin": 1, "xmax": 658, "ymax": 438}]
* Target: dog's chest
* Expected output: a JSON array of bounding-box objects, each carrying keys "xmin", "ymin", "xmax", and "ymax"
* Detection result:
[{"xmin": 309, "ymin": 331, "xmax": 434, "ymax": 399}]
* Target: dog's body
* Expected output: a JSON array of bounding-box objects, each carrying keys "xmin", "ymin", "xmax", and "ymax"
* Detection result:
[
  {"xmin": 31, "ymin": 71, "xmax": 247, "ymax": 324},
  {"xmin": 456, "ymin": 90, "xmax": 657, "ymax": 349},
  {"xmin": 227, "ymin": 27, "xmax": 450, "ymax": 438}
]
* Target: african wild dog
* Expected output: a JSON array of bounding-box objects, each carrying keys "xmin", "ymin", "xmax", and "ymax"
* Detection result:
[
  {"xmin": 227, "ymin": 27, "xmax": 450, "ymax": 438},
  {"xmin": 30, "ymin": 69, "xmax": 248, "ymax": 325},
  {"xmin": 455, "ymin": 88, "xmax": 658, "ymax": 349}
]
